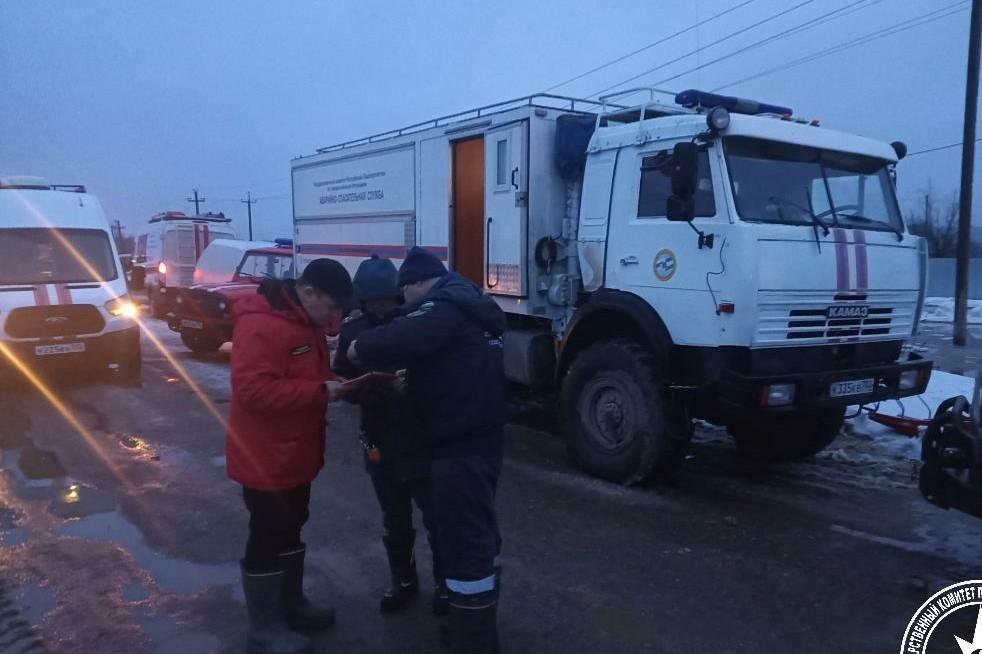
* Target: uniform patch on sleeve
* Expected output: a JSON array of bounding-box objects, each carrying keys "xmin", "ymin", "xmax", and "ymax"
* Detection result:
[
  {"xmin": 407, "ymin": 300, "xmax": 435, "ymax": 318},
  {"xmin": 291, "ymin": 344, "xmax": 312, "ymax": 356}
]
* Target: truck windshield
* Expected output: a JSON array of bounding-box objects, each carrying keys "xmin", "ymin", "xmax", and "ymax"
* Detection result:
[
  {"xmin": 235, "ymin": 253, "xmax": 294, "ymax": 280},
  {"xmin": 0, "ymin": 228, "xmax": 118, "ymax": 285},
  {"xmin": 724, "ymin": 136, "xmax": 903, "ymax": 234}
]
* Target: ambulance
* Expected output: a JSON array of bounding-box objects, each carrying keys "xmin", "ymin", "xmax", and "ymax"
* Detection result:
[
  {"xmin": 0, "ymin": 176, "xmax": 141, "ymax": 383},
  {"xmin": 292, "ymin": 90, "xmax": 933, "ymax": 484},
  {"xmin": 132, "ymin": 211, "xmax": 236, "ymax": 317}
]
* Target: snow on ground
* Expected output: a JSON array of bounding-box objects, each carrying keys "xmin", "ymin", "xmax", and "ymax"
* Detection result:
[
  {"xmin": 920, "ymin": 296, "xmax": 982, "ymax": 324},
  {"xmin": 839, "ymin": 370, "xmax": 977, "ymax": 471}
]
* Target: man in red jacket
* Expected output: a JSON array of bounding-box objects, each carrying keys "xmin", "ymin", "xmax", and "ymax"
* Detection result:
[{"xmin": 227, "ymin": 258, "xmax": 352, "ymax": 654}]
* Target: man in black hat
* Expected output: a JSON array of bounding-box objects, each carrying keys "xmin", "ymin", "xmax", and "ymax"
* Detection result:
[
  {"xmin": 228, "ymin": 258, "xmax": 352, "ymax": 654},
  {"xmin": 346, "ymin": 247, "xmax": 505, "ymax": 654},
  {"xmin": 333, "ymin": 255, "xmax": 447, "ymax": 616}
]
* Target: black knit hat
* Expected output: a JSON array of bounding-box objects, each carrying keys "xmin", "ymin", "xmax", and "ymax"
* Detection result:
[
  {"xmin": 353, "ymin": 255, "xmax": 400, "ymax": 302},
  {"xmin": 298, "ymin": 258, "xmax": 353, "ymax": 301},
  {"xmin": 398, "ymin": 247, "xmax": 447, "ymax": 287}
]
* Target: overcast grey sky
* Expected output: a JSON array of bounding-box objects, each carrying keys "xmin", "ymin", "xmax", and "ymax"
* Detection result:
[{"xmin": 0, "ymin": 0, "xmax": 974, "ymax": 240}]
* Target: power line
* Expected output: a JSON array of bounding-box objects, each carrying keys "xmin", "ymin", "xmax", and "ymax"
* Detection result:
[
  {"xmin": 588, "ymin": 0, "xmax": 817, "ymax": 98},
  {"xmin": 712, "ymin": 2, "xmax": 968, "ymax": 91},
  {"xmin": 908, "ymin": 137, "xmax": 982, "ymax": 158},
  {"xmin": 541, "ymin": 0, "xmax": 758, "ymax": 94},
  {"xmin": 653, "ymin": 0, "xmax": 887, "ymax": 87}
]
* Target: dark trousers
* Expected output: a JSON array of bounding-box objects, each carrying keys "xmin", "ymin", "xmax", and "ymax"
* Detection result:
[
  {"xmin": 430, "ymin": 454, "xmax": 502, "ymax": 595},
  {"xmin": 370, "ymin": 471, "xmax": 438, "ymax": 547},
  {"xmin": 242, "ymin": 484, "xmax": 311, "ymax": 573}
]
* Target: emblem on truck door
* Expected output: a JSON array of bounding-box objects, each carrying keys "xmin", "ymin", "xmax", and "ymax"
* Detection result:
[
  {"xmin": 826, "ymin": 304, "xmax": 869, "ymax": 319},
  {"xmin": 653, "ymin": 249, "xmax": 677, "ymax": 282}
]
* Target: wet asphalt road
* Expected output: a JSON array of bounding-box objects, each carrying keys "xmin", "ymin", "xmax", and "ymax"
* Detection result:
[{"xmin": 1, "ymin": 319, "xmax": 981, "ymax": 654}]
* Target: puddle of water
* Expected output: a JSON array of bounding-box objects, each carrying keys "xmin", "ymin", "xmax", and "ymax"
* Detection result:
[
  {"xmin": 123, "ymin": 582, "xmax": 151, "ymax": 602},
  {"xmin": 48, "ymin": 483, "xmax": 117, "ymax": 519},
  {"xmin": 1, "ymin": 528, "xmax": 28, "ymax": 547},
  {"xmin": 58, "ymin": 511, "xmax": 238, "ymax": 594},
  {"xmin": 14, "ymin": 583, "xmax": 56, "ymax": 627},
  {"xmin": 138, "ymin": 612, "xmax": 220, "ymax": 654}
]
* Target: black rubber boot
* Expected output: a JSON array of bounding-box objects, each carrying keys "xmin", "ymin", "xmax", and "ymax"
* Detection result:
[
  {"xmin": 241, "ymin": 565, "xmax": 312, "ymax": 654},
  {"xmin": 278, "ymin": 545, "xmax": 336, "ymax": 632},
  {"xmin": 448, "ymin": 589, "xmax": 499, "ymax": 654},
  {"xmin": 429, "ymin": 534, "xmax": 449, "ymax": 617},
  {"xmin": 380, "ymin": 536, "xmax": 419, "ymax": 613}
]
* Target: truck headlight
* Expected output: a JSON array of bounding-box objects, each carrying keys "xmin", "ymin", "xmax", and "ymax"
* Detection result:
[{"xmin": 105, "ymin": 297, "xmax": 140, "ymax": 319}]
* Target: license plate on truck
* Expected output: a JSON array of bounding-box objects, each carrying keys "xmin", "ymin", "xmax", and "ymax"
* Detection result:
[
  {"xmin": 35, "ymin": 343, "xmax": 86, "ymax": 356},
  {"xmin": 829, "ymin": 378, "xmax": 875, "ymax": 398},
  {"xmin": 181, "ymin": 319, "xmax": 203, "ymax": 330}
]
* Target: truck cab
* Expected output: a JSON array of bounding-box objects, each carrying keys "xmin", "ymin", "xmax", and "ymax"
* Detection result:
[{"xmin": 0, "ymin": 176, "xmax": 142, "ymax": 384}]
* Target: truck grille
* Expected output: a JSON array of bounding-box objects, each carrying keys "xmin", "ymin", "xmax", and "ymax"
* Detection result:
[
  {"xmin": 5, "ymin": 305, "xmax": 106, "ymax": 338},
  {"xmin": 176, "ymin": 289, "xmax": 228, "ymax": 320},
  {"xmin": 755, "ymin": 290, "xmax": 917, "ymax": 346}
]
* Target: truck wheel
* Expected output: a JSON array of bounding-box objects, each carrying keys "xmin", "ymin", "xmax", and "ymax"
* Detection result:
[
  {"xmin": 180, "ymin": 331, "xmax": 223, "ymax": 354},
  {"xmin": 561, "ymin": 338, "xmax": 690, "ymax": 485},
  {"xmin": 728, "ymin": 408, "xmax": 846, "ymax": 461},
  {"xmin": 148, "ymin": 287, "xmax": 167, "ymax": 319}
]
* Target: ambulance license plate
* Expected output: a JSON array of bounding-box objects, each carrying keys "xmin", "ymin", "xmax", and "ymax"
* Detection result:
[
  {"xmin": 35, "ymin": 343, "xmax": 86, "ymax": 356},
  {"xmin": 829, "ymin": 378, "xmax": 874, "ymax": 398},
  {"xmin": 181, "ymin": 319, "xmax": 204, "ymax": 330}
]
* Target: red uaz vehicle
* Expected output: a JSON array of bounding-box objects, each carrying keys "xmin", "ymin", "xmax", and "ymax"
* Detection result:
[{"xmin": 168, "ymin": 240, "xmax": 295, "ymax": 353}]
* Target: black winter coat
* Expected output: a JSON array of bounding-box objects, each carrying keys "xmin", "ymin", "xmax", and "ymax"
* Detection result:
[
  {"xmin": 334, "ymin": 310, "xmax": 427, "ymax": 481},
  {"xmin": 355, "ymin": 273, "xmax": 506, "ymax": 459}
]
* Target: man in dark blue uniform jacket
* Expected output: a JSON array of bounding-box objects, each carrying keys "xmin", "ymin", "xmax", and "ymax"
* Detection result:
[{"xmin": 347, "ymin": 247, "xmax": 505, "ymax": 654}]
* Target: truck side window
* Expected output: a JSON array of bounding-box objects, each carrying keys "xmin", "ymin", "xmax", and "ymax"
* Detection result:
[{"xmin": 637, "ymin": 149, "xmax": 716, "ymax": 218}]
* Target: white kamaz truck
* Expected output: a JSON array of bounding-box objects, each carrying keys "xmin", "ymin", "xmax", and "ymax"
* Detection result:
[{"xmin": 291, "ymin": 89, "xmax": 933, "ymax": 484}]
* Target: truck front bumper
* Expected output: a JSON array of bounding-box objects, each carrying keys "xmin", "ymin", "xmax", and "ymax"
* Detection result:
[
  {"xmin": 0, "ymin": 326, "xmax": 141, "ymax": 381},
  {"xmin": 717, "ymin": 353, "xmax": 933, "ymax": 413}
]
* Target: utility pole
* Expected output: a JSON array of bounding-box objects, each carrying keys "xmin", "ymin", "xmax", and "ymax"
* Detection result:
[
  {"xmin": 955, "ymin": 0, "xmax": 982, "ymax": 346},
  {"xmin": 186, "ymin": 188, "xmax": 206, "ymax": 215},
  {"xmin": 241, "ymin": 192, "xmax": 258, "ymax": 240}
]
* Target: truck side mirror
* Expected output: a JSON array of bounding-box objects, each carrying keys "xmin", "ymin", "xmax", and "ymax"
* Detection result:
[{"xmin": 666, "ymin": 142, "xmax": 698, "ymax": 222}]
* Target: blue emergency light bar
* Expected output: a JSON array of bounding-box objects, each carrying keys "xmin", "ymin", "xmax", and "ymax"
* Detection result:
[
  {"xmin": 274, "ymin": 238, "xmax": 294, "ymax": 247},
  {"xmin": 675, "ymin": 89, "xmax": 793, "ymax": 117}
]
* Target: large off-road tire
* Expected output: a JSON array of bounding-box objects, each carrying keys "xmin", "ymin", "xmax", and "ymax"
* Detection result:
[
  {"xmin": 181, "ymin": 331, "xmax": 224, "ymax": 354},
  {"xmin": 727, "ymin": 408, "xmax": 846, "ymax": 461},
  {"xmin": 560, "ymin": 338, "xmax": 691, "ymax": 485}
]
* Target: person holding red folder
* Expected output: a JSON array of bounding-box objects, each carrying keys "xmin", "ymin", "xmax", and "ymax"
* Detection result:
[{"xmin": 333, "ymin": 255, "xmax": 447, "ymax": 616}]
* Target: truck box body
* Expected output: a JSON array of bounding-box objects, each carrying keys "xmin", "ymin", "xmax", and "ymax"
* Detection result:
[{"xmin": 292, "ymin": 91, "xmax": 933, "ymax": 482}]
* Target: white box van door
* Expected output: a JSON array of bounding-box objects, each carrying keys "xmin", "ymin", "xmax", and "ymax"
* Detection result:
[{"xmin": 484, "ymin": 122, "xmax": 527, "ymax": 296}]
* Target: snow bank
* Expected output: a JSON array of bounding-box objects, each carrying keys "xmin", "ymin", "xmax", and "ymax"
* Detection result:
[{"xmin": 920, "ymin": 297, "xmax": 982, "ymax": 324}]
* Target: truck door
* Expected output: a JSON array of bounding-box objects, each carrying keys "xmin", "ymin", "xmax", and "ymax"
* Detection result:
[
  {"xmin": 483, "ymin": 122, "xmax": 527, "ymax": 296},
  {"xmin": 604, "ymin": 142, "xmax": 727, "ymax": 345}
]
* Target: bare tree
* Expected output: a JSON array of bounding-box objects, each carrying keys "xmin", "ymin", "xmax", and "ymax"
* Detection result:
[{"xmin": 906, "ymin": 188, "xmax": 960, "ymax": 257}]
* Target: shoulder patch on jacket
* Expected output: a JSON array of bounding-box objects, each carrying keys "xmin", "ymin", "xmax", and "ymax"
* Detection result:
[
  {"xmin": 291, "ymin": 344, "xmax": 312, "ymax": 356},
  {"xmin": 406, "ymin": 300, "xmax": 435, "ymax": 318}
]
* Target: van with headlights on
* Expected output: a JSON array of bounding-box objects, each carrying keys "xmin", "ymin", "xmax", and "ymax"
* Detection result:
[{"xmin": 0, "ymin": 176, "xmax": 142, "ymax": 384}]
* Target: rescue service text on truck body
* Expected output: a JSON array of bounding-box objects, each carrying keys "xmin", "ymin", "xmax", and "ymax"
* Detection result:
[{"xmin": 291, "ymin": 90, "xmax": 932, "ymax": 484}]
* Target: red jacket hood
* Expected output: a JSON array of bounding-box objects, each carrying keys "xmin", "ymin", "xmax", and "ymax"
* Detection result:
[{"xmin": 231, "ymin": 288, "xmax": 310, "ymax": 326}]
